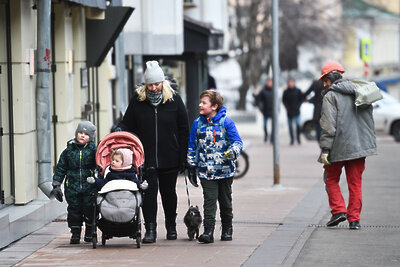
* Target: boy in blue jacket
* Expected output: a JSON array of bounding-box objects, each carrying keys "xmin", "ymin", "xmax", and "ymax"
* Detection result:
[{"xmin": 187, "ymin": 90, "xmax": 243, "ymax": 243}]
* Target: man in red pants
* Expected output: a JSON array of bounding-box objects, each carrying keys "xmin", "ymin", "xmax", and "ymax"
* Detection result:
[{"xmin": 318, "ymin": 61, "xmax": 377, "ymax": 230}]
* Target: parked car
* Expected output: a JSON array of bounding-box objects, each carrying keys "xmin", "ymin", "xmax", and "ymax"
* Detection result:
[{"xmin": 301, "ymin": 90, "xmax": 400, "ymax": 142}]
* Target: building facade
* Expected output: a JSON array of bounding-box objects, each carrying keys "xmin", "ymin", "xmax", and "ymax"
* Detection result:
[{"xmin": 0, "ymin": 0, "xmax": 228, "ymax": 248}]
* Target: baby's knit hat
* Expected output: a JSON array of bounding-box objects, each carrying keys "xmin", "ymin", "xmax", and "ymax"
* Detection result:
[
  {"xmin": 144, "ymin": 61, "xmax": 165, "ymax": 84},
  {"xmin": 75, "ymin": 121, "xmax": 96, "ymax": 142},
  {"xmin": 112, "ymin": 148, "xmax": 133, "ymax": 171}
]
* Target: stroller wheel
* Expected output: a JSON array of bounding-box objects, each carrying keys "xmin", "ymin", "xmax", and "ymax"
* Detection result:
[
  {"xmin": 92, "ymin": 236, "xmax": 97, "ymax": 249},
  {"xmin": 102, "ymin": 235, "xmax": 106, "ymax": 246},
  {"xmin": 136, "ymin": 235, "xmax": 141, "ymax": 248}
]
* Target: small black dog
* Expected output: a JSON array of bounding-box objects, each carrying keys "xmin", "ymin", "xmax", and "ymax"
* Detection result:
[{"xmin": 183, "ymin": 205, "xmax": 202, "ymax": 241}]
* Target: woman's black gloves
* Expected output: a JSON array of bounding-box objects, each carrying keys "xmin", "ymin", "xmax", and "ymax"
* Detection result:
[{"xmin": 187, "ymin": 166, "xmax": 198, "ymax": 187}]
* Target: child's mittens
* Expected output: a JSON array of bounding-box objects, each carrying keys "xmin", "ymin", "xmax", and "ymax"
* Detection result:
[
  {"xmin": 140, "ymin": 180, "xmax": 148, "ymax": 190},
  {"xmin": 51, "ymin": 181, "xmax": 63, "ymax": 202},
  {"xmin": 224, "ymin": 149, "xmax": 236, "ymax": 160},
  {"xmin": 87, "ymin": 176, "xmax": 95, "ymax": 184}
]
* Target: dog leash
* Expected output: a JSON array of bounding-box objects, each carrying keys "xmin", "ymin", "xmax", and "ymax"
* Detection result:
[{"xmin": 184, "ymin": 172, "xmax": 192, "ymax": 208}]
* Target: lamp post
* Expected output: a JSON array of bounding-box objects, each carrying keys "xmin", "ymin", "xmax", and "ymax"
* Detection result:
[{"xmin": 272, "ymin": 0, "xmax": 280, "ymax": 186}]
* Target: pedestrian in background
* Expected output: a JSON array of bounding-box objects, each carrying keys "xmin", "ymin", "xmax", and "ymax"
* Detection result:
[
  {"xmin": 207, "ymin": 72, "xmax": 217, "ymax": 90},
  {"xmin": 118, "ymin": 60, "xmax": 189, "ymax": 243},
  {"xmin": 187, "ymin": 90, "xmax": 243, "ymax": 243},
  {"xmin": 282, "ymin": 77, "xmax": 303, "ymax": 145},
  {"xmin": 255, "ymin": 78, "xmax": 274, "ymax": 143},
  {"xmin": 51, "ymin": 121, "xmax": 97, "ymax": 244},
  {"xmin": 318, "ymin": 61, "xmax": 377, "ymax": 230},
  {"xmin": 303, "ymin": 79, "xmax": 324, "ymax": 140}
]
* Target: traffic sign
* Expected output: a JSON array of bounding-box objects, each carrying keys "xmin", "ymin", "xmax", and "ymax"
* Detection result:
[{"xmin": 360, "ymin": 38, "xmax": 371, "ymax": 62}]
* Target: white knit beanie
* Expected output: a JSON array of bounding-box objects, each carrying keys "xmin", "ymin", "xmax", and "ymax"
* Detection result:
[{"xmin": 144, "ymin": 61, "xmax": 165, "ymax": 84}]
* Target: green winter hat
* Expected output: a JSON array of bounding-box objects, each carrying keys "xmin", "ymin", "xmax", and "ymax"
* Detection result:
[{"xmin": 75, "ymin": 121, "xmax": 96, "ymax": 142}]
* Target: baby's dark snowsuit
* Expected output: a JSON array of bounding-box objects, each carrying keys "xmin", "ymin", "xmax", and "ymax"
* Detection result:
[
  {"xmin": 53, "ymin": 139, "xmax": 97, "ymax": 236},
  {"xmin": 93, "ymin": 166, "xmax": 141, "ymax": 191}
]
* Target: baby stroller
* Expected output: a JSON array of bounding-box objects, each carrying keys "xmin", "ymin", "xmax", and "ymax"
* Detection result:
[{"xmin": 91, "ymin": 131, "xmax": 145, "ymax": 248}]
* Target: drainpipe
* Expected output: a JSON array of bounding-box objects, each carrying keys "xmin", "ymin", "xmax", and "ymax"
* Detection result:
[
  {"xmin": 51, "ymin": 10, "xmax": 58, "ymax": 167},
  {"xmin": 36, "ymin": 0, "xmax": 53, "ymax": 198},
  {"xmin": 115, "ymin": 34, "xmax": 128, "ymax": 117}
]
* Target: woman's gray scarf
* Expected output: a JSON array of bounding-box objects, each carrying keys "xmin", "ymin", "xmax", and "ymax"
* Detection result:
[{"xmin": 146, "ymin": 89, "xmax": 163, "ymax": 107}]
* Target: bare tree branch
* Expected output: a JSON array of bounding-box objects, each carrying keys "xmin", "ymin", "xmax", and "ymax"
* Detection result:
[{"xmin": 229, "ymin": 0, "xmax": 342, "ymax": 110}]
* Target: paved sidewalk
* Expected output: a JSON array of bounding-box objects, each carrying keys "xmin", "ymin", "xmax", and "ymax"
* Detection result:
[
  {"xmin": 1, "ymin": 120, "xmax": 326, "ymax": 266},
  {"xmin": 292, "ymin": 136, "xmax": 400, "ymax": 267},
  {"xmin": 1, "ymin": 119, "xmax": 398, "ymax": 266}
]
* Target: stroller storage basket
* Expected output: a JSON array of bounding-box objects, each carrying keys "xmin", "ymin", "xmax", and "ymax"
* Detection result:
[{"xmin": 97, "ymin": 219, "xmax": 138, "ymax": 238}]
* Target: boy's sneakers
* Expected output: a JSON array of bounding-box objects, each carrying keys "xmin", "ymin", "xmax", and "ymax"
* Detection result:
[
  {"xmin": 349, "ymin": 221, "xmax": 361, "ymax": 230},
  {"xmin": 326, "ymin": 212, "xmax": 347, "ymax": 227}
]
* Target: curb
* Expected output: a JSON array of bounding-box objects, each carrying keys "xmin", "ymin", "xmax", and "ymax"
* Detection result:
[{"xmin": 243, "ymin": 180, "xmax": 329, "ymax": 266}]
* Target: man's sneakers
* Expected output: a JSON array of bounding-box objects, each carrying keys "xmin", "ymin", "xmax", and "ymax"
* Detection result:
[
  {"xmin": 326, "ymin": 212, "xmax": 347, "ymax": 227},
  {"xmin": 349, "ymin": 221, "xmax": 361, "ymax": 230},
  {"xmin": 327, "ymin": 213, "xmax": 361, "ymax": 229}
]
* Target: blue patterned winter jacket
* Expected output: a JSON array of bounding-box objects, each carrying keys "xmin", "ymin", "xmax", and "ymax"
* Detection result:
[{"xmin": 187, "ymin": 106, "xmax": 243, "ymax": 180}]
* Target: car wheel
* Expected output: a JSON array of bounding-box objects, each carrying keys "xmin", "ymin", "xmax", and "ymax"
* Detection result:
[
  {"xmin": 302, "ymin": 120, "xmax": 317, "ymax": 141},
  {"xmin": 392, "ymin": 121, "xmax": 400, "ymax": 142}
]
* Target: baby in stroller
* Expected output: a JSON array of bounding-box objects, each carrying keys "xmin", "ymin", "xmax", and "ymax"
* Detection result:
[
  {"xmin": 88, "ymin": 131, "xmax": 146, "ymax": 248},
  {"xmin": 87, "ymin": 148, "xmax": 148, "ymax": 191}
]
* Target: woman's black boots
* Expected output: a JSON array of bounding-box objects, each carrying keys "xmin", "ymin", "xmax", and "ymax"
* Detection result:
[
  {"xmin": 143, "ymin": 222, "xmax": 157, "ymax": 243},
  {"xmin": 166, "ymin": 224, "xmax": 177, "ymax": 240},
  {"xmin": 165, "ymin": 214, "xmax": 177, "ymax": 240},
  {"xmin": 198, "ymin": 221, "xmax": 215, "ymax": 243}
]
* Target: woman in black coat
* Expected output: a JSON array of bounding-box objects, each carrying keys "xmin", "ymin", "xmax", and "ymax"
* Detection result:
[{"xmin": 118, "ymin": 61, "xmax": 189, "ymax": 243}]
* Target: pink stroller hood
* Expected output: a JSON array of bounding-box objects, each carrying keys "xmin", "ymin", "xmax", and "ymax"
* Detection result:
[{"xmin": 96, "ymin": 131, "xmax": 145, "ymax": 176}]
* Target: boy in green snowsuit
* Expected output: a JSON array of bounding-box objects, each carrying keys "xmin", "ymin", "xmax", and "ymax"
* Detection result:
[{"xmin": 51, "ymin": 121, "xmax": 97, "ymax": 244}]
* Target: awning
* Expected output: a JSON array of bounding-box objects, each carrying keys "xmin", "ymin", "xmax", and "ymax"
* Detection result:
[
  {"xmin": 143, "ymin": 17, "xmax": 224, "ymax": 125},
  {"xmin": 86, "ymin": 6, "xmax": 134, "ymax": 67},
  {"xmin": 63, "ymin": 0, "xmax": 106, "ymax": 10},
  {"xmin": 184, "ymin": 15, "xmax": 224, "ymax": 52},
  {"xmin": 343, "ymin": 0, "xmax": 400, "ymax": 20}
]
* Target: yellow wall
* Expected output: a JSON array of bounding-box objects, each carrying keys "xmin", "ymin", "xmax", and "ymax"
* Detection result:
[
  {"xmin": 367, "ymin": 0, "xmax": 400, "ymax": 14},
  {"xmin": 11, "ymin": 0, "xmax": 38, "ymax": 204}
]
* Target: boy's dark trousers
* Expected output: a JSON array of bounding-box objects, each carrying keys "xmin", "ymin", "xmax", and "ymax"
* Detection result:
[
  {"xmin": 65, "ymin": 191, "xmax": 95, "ymax": 226},
  {"xmin": 200, "ymin": 177, "xmax": 233, "ymax": 225},
  {"xmin": 66, "ymin": 190, "xmax": 95, "ymax": 243}
]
